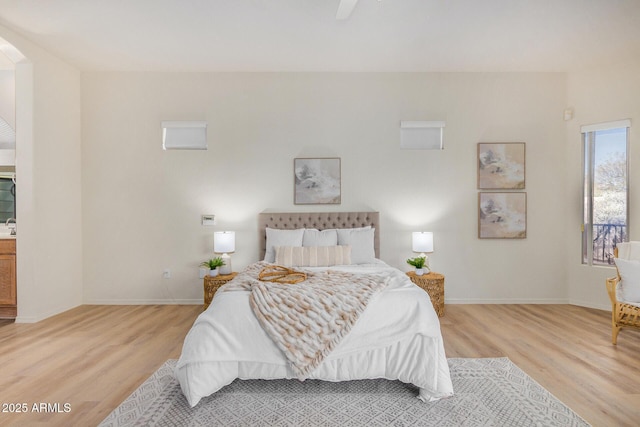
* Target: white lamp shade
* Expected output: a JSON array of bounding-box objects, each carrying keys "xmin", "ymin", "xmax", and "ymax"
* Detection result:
[
  {"xmin": 214, "ymin": 231, "xmax": 235, "ymax": 253},
  {"xmin": 412, "ymin": 232, "xmax": 434, "ymax": 253}
]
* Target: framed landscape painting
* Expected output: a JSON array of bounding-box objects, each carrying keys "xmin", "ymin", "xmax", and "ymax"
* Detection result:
[
  {"xmin": 478, "ymin": 192, "xmax": 527, "ymax": 239},
  {"xmin": 478, "ymin": 142, "xmax": 525, "ymax": 189},
  {"xmin": 294, "ymin": 158, "xmax": 341, "ymax": 205}
]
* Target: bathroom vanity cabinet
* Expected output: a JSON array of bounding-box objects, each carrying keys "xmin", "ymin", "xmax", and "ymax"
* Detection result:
[{"xmin": 0, "ymin": 238, "xmax": 16, "ymax": 319}]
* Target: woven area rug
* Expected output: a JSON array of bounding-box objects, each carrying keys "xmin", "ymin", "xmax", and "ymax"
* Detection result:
[{"xmin": 99, "ymin": 358, "xmax": 590, "ymax": 426}]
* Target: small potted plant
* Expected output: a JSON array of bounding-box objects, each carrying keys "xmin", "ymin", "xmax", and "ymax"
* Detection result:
[
  {"xmin": 201, "ymin": 257, "xmax": 225, "ymax": 277},
  {"xmin": 407, "ymin": 256, "xmax": 428, "ymax": 276}
]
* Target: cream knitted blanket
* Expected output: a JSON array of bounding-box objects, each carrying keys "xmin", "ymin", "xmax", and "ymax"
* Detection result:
[{"xmin": 223, "ymin": 262, "xmax": 389, "ymax": 379}]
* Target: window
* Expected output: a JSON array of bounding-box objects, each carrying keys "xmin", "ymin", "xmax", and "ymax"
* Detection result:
[{"xmin": 582, "ymin": 120, "xmax": 630, "ymax": 265}]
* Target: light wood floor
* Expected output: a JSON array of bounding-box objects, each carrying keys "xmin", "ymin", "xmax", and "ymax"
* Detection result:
[{"xmin": 1, "ymin": 304, "xmax": 639, "ymax": 426}]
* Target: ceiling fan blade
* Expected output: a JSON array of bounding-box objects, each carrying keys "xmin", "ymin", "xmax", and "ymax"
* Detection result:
[{"xmin": 336, "ymin": 0, "xmax": 359, "ymax": 20}]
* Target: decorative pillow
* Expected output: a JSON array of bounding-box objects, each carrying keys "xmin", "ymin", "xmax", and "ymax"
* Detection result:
[
  {"xmin": 614, "ymin": 258, "xmax": 640, "ymax": 303},
  {"xmin": 336, "ymin": 227, "xmax": 375, "ymax": 264},
  {"xmin": 302, "ymin": 229, "xmax": 338, "ymax": 247},
  {"xmin": 264, "ymin": 228, "xmax": 305, "ymax": 263},
  {"xmin": 275, "ymin": 245, "xmax": 351, "ymax": 267}
]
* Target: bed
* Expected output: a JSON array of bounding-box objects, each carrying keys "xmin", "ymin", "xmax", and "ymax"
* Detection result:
[{"xmin": 175, "ymin": 211, "xmax": 453, "ymax": 407}]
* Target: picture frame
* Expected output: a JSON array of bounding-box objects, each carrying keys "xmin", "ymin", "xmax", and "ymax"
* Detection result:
[
  {"xmin": 477, "ymin": 142, "xmax": 525, "ymax": 189},
  {"xmin": 478, "ymin": 192, "xmax": 527, "ymax": 239},
  {"xmin": 294, "ymin": 158, "xmax": 341, "ymax": 205}
]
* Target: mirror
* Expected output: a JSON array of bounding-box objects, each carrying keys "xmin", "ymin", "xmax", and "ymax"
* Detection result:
[{"xmin": 0, "ymin": 166, "xmax": 15, "ymax": 223}]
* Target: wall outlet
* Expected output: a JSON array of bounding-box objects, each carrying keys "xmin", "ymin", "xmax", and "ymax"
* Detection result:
[{"xmin": 163, "ymin": 269, "xmax": 171, "ymax": 279}]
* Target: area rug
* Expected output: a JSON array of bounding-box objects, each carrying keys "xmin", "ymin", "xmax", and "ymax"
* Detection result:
[{"xmin": 99, "ymin": 358, "xmax": 590, "ymax": 426}]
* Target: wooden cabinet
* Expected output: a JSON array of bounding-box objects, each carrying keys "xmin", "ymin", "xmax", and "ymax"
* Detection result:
[{"xmin": 0, "ymin": 238, "xmax": 16, "ymax": 319}]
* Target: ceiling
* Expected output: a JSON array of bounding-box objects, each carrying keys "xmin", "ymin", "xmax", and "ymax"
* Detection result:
[{"xmin": 0, "ymin": 0, "xmax": 638, "ymax": 72}]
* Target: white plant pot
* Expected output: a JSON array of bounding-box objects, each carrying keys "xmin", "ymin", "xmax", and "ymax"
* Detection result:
[
  {"xmin": 415, "ymin": 268, "xmax": 424, "ymax": 276},
  {"xmin": 209, "ymin": 269, "xmax": 219, "ymax": 277}
]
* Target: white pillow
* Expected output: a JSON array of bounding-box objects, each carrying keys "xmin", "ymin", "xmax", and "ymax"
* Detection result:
[
  {"xmin": 302, "ymin": 229, "xmax": 338, "ymax": 247},
  {"xmin": 275, "ymin": 245, "xmax": 351, "ymax": 267},
  {"xmin": 336, "ymin": 227, "xmax": 375, "ymax": 264},
  {"xmin": 264, "ymin": 228, "xmax": 305, "ymax": 263},
  {"xmin": 615, "ymin": 242, "xmax": 640, "ymax": 261},
  {"xmin": 614, "ymin": 258, "xmax": 640, "ymax": 303}
]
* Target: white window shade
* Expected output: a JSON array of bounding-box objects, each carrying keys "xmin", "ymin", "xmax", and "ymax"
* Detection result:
[
  {"xmin": 580, "ymin": 119, "xmax": 631, "ymax": 133},
  {"xmin": 0, "ymin": 116, "xmax": 15, "ymax": 149},
  {"xmin": 162, "ymin": 121, "xmax": 207, "ymax": 150},
  {"xmin": 400, "ymin": 121, "xmax": 445, "ymax": 150}
]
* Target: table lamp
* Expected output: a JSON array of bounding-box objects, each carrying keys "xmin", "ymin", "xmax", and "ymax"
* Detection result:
[
  {"xmin": 214, "ymin": 231, "xmax": 235, "ymax": 275},
  {"xmin": 412, "ymin": 232, "xmax": 434, "ymax": 271}
]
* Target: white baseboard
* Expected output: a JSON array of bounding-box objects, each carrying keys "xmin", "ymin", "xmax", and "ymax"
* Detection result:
[
  {"xmin": 567, "ymin": 299, "xmax": 610, "ymax": 311},
  {"xmin": 445, "ymin": 298, "xmax": 569, "ymax": 304},
  {"xmin": 15, "ymin": 302, "xmax": 83, "ymax": 324},
  {"xmin": 83, "ymin": 299, "xmax": 202, "ymax": 305},
  {"xmin": 445, "ymin": 298, "xmax": 611, "ymax": 312},
  {"xmin": 15, "ymin": 300, "xmax": 201, "ymax": 323},
  {"xmin": 87, "ymin": 298, "xmax": 606, "ymax": 307}
]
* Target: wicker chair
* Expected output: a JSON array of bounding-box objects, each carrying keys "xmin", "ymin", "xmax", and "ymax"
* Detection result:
[{"xmin": 606, "ymin": 245, "xmax": 640, "ymax": 344}]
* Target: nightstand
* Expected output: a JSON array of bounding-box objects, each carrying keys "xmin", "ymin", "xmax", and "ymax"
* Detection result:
[
  {"xmin": 406, "ymin": 271, "xmax": 445, "ymax": 317},
  {"xmin": 203, "ymin": 272, "xmax": 237, "ymax": 310}
]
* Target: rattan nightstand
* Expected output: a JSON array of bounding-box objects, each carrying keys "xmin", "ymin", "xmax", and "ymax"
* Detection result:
[
  {"xmin": 203, "ymin": 272, "xmax": 237, "ymax": 310},
  {"xmin": 406, "ymin": 271, "xmax": 445, "ymax": 317}
]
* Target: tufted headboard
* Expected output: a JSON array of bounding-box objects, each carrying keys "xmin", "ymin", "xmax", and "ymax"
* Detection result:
[{"xmin": 258, "ymin": 211, "xmax": 380, "ymax": 260}]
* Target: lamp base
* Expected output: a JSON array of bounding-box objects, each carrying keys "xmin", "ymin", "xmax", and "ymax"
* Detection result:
[{"xmin": 219, "ymin": 253, "xmax": 232, "ymax": 275}]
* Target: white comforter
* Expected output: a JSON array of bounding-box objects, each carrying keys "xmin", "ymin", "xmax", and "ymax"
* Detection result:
[{"xmin": 175, "ymin": 260, "xmax": 454, "ymax": 407}]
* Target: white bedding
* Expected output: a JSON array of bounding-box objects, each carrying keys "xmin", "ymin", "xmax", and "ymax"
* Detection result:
[{"xmin": 175, "ymin": 260, "xmax": 454, "ymax": 407}]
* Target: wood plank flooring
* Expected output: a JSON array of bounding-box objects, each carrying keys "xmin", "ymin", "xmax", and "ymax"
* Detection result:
[
  {"xmin": 0, "ymin": 304, "xmax": 638, "ymax": 426},
  {"xmin": 440, "ymin": 304, "xmax": 640, "ymax": 427}
]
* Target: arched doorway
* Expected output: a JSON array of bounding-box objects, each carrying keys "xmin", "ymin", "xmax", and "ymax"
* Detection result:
[{"xmin": 0, "ymin": 36, "xmax": 31, "ymax": 321}]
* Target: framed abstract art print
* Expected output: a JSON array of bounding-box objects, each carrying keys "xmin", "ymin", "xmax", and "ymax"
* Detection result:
[
  {"xmin": 478, "ymin": 142, "xmax": 525, "ymax": 189},
  {"xmin": 294, "ymin": 158, "xmax": 341, "ymax": 205}
]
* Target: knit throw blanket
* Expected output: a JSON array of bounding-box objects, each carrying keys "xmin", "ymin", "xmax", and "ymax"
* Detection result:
[{"xmin": 222, "ymin": 262, "xmax": 389, "ymax": 379}]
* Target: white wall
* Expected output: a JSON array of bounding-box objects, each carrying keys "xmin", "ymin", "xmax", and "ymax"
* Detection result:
[
  {"xmin": 0, "ymin": 25, "xmax": 83, "ymax": 322},
  {"xmin": 81, "ymin": 72, "xmax": 568, "ymax": 304},
  {"xmin": 566, "ymin": 59, "xmax": 640, "ymax": 310},
  {"xmin": 0, "ymin": 26, "xmax": 632, "ymax": 319}
]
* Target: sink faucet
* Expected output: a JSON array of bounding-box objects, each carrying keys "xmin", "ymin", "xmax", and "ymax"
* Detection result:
[{"xmin": 5, "ymin": 218, "xmax": 15, "ymax": 235}]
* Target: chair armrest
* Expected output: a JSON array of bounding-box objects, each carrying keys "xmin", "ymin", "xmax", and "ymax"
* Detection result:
[{"xmin": 606, "ymin": 276, "xmax": 619, "ymax": 308}]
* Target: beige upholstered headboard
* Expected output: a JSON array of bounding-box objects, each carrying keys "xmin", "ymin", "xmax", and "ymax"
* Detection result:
[{"xmin": 258, "ymin": 212, "xmax": 380, "ymax": 260}]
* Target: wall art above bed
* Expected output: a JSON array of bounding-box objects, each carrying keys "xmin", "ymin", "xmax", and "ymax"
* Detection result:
[
  {"xmin": 478, "ymin": 192, "xmax": 527, "ymax": 239},
  {"xmin": 477, "ymin": 142, "xmax": 525, "ymax": 189},
  {"xmin": 294, "ymin": 158, "xmax": 341, "ymax": 205}
]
